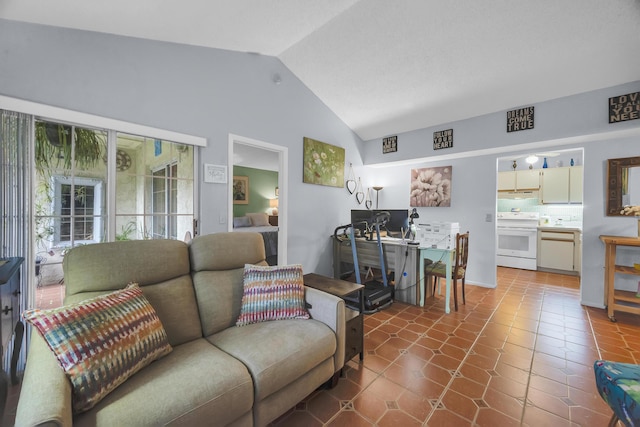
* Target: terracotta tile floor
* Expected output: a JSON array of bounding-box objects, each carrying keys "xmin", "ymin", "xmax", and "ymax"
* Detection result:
[
  {"xmin": 270, "ymin": 267, "xmax": 640, "ymax": 426},
  {"xmin": 5, "ymin": 268, "xmax": 639, "ymax": 426}
]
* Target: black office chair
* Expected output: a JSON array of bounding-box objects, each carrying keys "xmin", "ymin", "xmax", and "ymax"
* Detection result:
[{"xmin": 425, "ymin": 232, "xmax": 469, "ymax": 311}]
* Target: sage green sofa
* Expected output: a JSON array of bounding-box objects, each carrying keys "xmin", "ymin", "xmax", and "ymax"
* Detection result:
[{"xmin": 15, "ymin": 232, "xmax": 346, "ymax": 427}]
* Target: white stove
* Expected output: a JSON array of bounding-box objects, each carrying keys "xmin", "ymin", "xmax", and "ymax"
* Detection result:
[{"xmin": 496, "ymin": 212, "xmax": 539, "ymax": 270}]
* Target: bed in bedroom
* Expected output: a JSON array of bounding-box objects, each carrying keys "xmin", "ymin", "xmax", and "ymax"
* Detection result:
[{"xmin": 233, "ymin": 212, "xmax": 278, "ymax": 265}]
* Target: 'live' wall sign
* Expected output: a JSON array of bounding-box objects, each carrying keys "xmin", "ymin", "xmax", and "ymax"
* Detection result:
[
  {"xmin": 433, "ymin": 129, "xmax": 453, "ymax": 150},
  {"xmin": 609, "ymin": 91, "xmax": 640, "ymax": 123},
  {"xmin": 507, "ymin": 106, "xmax": 534, "ymax": 132}
]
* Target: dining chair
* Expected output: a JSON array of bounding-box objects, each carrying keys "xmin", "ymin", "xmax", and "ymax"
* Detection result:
[{"xmin": 425, "ymin": 232, "xmax": 469, "ymax": 311}]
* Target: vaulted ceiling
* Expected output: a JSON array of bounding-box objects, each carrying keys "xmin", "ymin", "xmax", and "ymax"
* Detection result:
[{"xmin": 2, "ymin": 0, "xmax": 639, "ymax": 141}]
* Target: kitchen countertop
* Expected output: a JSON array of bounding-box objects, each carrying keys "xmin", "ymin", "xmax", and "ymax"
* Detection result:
[{"xmin": 538, "ymin": 225, "xmax": 582, "ymax": 232}]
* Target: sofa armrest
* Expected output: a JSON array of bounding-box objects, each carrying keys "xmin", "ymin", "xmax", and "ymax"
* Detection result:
[
  {"xmin": 304, "ymin": 286, "xmax": 346, "ymax": 372},
  {"xmin": 15, "ymin": 330, "xmax": 73, "ymax": 427}
]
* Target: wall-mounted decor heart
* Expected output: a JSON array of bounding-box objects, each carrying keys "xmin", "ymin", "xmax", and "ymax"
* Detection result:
[
  {"xmin": 345, "ymin": 163, "xmax": 356, "ymax": 194},
  {"xmin": 355, "ymin": 178, "xmax": 364, "ymax": 204}
]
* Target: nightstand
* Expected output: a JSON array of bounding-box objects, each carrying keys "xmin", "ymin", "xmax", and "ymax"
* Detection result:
[
  {"xmin": 303, "ymin": 273, "xmax": 364, "ymax": 362},
  {"xmin": 268, "ymin": 215, "xmax": 278, "ymax": 226}
]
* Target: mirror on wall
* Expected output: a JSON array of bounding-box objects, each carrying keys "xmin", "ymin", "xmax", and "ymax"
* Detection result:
[{"xmin": 606, "ymin": 156, "xmax": 640, "ymax": 216}]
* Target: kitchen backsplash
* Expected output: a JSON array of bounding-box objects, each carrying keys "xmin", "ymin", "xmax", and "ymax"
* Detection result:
[{"xmin": 497, "ymin": 198, "xmax": 583, "ymax": 225}]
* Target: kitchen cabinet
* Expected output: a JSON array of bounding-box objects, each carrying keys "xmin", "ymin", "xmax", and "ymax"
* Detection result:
[
  {"xmin": 540, "ymin": 166, "xmax": 582, "ymax": 204},
  {"xmin": 569, "ymin": 166, "xmax": 583, "ymax": 203},
  {"xmin": 538, "ymin": 229, "xmax": 581, "ymax": 274},
  {"xmin": 497, "ymin": 170, "xmax": 540, "ymax": 191}
]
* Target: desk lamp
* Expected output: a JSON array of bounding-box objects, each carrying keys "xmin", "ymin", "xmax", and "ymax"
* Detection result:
[{"xmin": 409, "ymin": 208, "xmax": 419, "ymax": 241}]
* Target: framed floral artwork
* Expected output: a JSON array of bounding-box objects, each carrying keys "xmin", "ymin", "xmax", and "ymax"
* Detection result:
[
  {"xmin": 233, "ymin": 176, "xmax": 249, "ymax": 204},
  {"xmin": 302, "ymin": 137, "xmax": 345, "ymax": 188},
  {"xmin": 410, "ymin": 166, "xmax": 452, "ymax": 207}
]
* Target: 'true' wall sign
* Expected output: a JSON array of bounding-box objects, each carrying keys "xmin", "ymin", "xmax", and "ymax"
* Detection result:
[
  {"xmin": 433, "ymin": 129, "xmax": 453, "ymax": 150},
  {"xmin": 507, "ymin": 106, "xmax": 534, "ymax": 132},
  {"xmin": 382, "ymin": 136, "xmax": 398, "ymax": 153},
  {"xmin": 609, "ymin": 91, "xmax": 640, "ymax": 123}
]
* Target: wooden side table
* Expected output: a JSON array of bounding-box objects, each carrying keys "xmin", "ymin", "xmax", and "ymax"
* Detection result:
[
  {"xmin": 599, "ymin": 235, "xmax": 640, "ymax": 321},
  {"xmin": 303, "ymin": 273, "xmax": 365, "ymax": 362}
]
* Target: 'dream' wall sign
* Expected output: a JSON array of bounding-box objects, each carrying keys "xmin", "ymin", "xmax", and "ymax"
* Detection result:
[
  {"xmin": 383, "ymin": 135, "xmax": 398, "ymax": 153},
  {"xmin": 433, "ymin": 129, "xmax": 453, "ymax": 150},
  {"xmin": 506, "ymin": 106, "xmax": 534, "ymax": 132},
  {"xmin": 609, "ymin": 91, "xmax": 640, "ymax": 123}
]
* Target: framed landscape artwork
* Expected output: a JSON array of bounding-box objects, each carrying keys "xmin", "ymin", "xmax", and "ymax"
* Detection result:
[
  {"xmin": 410, "ymin": 166, "xmax": 452, "ymax": 207},
  {"xmin": 233, "ymin": 176, "xmax": 249, "ymax": 204},
  {"xmin": 302, "ymin": 137, "xmax": 345, "ymax": 188}
]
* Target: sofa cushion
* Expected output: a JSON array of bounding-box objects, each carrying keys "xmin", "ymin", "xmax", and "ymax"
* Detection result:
[
  {"xmin": 190, "ymin": 232, "xmax": 266, "ymax": 272},
  {"xmin": 64, "ymin": 239, "xmax": 190, "ymax": 296},
  {"xmin": 208, "ymin": 319, "xmax": 336, "ymax": 401},
  {"xmin": 63, "ymin": 240, "xmax": 202, "ymax": 347},
  {"xmin": 236, "ymin": 264, "xmax": 309, "ymax": 326},
  {"xmin": 193, "ymin": 269, "xmax": 246, "ymax": 336},
  {"xmin": 74, "ymin": 339, "xmax": 254, "ymax": 427},
  {"xmin": 23, "ymin": 284, "xmax": 172, "ymax": 413}
]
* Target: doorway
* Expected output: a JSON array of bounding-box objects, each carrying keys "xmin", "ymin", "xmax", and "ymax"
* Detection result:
[
  {"xmin": 495, "ymin": 148, "xmax": 584, "ymax": 281},
  {"xmin": 228, "ymin": 134, "xmax": 288, "ymax": 265}
]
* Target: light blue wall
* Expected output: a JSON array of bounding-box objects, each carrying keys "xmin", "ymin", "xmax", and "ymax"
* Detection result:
[
  {"xmin": 0, "ymin": 19, "xmax": 365, "ymax": 276},
  {"xmin": 3, "ymin": 19, "xmax": 640, "ymax": 307},
  {"xmin": 361, "ymin": 82, "xmax": 640, "ymax": 307}
]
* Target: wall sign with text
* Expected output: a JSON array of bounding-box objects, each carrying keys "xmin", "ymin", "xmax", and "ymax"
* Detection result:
[
  {"xmin": 382, "ymin": 136, "xmax": 398, "ymax": 153},
  {"xmin": 433, "ymin": 129, "xmax": 453, "ymax": 150},
  {"xmin": 609, "ymin": 91, "xmax": 640, "ymax": 123},
  {"xmin": 507, "ymin": 106, "xmax": 534, "ymax": 132}
]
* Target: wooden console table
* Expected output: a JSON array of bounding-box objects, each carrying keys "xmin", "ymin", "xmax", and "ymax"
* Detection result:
[
  {"xmin": 0, "ymin": 257, "xmax": 24, "ymax": 422},
  {"xmin": 599, "ymin": 235, "xmax": 640, "ymax": 321}
]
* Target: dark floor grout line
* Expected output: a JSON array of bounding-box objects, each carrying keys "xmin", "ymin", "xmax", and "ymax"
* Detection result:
[
  {"xmin": 422, "ymin": 277, "xmax": 517, "ymax": 426},
  {"xmin": 519, "ymin": 280, "xmax": 548, "ymax": 426}
]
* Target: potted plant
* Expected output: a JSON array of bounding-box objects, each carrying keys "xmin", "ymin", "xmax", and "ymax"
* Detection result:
[{"xmin": 35, "ymin": 121, "xmax": 105, "ymax": 174}]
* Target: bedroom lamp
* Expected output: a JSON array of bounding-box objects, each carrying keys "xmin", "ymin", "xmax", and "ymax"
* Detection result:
[{"xmin": 269, "ymin": 198, "xmax": 279, "ymax": 215}]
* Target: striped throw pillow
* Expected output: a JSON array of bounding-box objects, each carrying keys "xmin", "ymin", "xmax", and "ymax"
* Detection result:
[
  {"xmin": 23, "ymin": 283, "xmax": 172, "ymax": 413},
  {"xmin": 236, "ymin": 264, "xmax": 310, "ymax": 326}
]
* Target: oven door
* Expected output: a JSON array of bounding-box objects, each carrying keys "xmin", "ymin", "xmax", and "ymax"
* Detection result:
[{"xmin": 497, "ymin": 227, "xmax": 537, "ymax": 258}]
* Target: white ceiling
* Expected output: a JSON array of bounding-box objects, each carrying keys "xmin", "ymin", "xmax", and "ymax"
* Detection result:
[{"xmin": 2, "ymin": 0, "xmax": 640, "ymax": 141}]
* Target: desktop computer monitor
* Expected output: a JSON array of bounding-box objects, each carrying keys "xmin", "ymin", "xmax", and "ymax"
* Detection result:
[{"xmin": 350, "ymin": 209, "xmax": 409, "ymax": 238}]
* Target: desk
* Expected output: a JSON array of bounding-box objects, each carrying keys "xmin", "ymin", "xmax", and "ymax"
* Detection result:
[
  {"xmin": 332, "ymin": 237, "xmax": 454, "ymax": 312},
  {"xmin": 599, "ymin": 235, "xmax": 640, "ymax": 321}
]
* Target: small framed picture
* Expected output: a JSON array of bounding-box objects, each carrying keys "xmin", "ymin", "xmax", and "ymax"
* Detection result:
[
  {"xmin": 204, "ymin": 164, "xmax": 227, "ymax": 184},
  {"xmin": 233, "ymin": 176, "xmax": 249, "ymax": 204}
]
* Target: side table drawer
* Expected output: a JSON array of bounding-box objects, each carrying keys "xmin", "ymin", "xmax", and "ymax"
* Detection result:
[{"xmin": 345, "ymin": 311, "xmax": 363, "ymax": 362}]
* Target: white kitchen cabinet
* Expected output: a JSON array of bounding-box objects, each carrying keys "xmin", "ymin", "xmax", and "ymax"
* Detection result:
[
  {"xmin": 569, "ymin": 166, "xmax": 583, "ymax": 203},
  {"xmin": 497, "ymin": 171, "xmax": 516, "ymax": 191},
  {"xmin": 538, "ymin": 229, "xmax": 581, "ymax": 273},
  {"xmin": 498, "ymin": 170, "xmax": 539, "ymax": 191},
  {"xmin": 541, "ymin": 168, "xmax": 570, "ymax": 203},
  {"xmin": 540, "ymin": 166, "xmax": 582, "ymax": 203}
]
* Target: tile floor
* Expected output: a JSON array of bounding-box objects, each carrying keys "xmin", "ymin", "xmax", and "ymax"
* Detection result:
[
  {"xmin": 4, "ymin": 267, "xmax": 639, "ymax": 426},
  {"xmin": 270, "ymin": 267, "xmax": 639, "ymax": 426}
]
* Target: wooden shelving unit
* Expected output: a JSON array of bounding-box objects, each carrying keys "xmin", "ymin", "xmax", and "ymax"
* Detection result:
[{"xmin": 600, "ymin": 235, "xmax": 640, "ymax": 321}]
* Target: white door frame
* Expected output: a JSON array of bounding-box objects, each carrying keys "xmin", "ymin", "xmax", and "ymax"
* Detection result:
[{"xmin": 228, "ymin": 134, "xmax": 288, "ymax": 265}]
